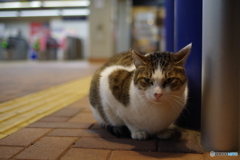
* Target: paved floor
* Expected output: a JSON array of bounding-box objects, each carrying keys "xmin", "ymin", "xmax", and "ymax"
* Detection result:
[
  {"xmin": 0, "ymin": 61, "xmax": 99, "ymax": 103},
  {"xmin": 0, "ymin": 61, "xmax": 238, "ymax": 159}
]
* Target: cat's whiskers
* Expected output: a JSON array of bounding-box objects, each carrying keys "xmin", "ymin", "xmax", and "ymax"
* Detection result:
[
  {"xmin": 170, "ymin": 100, "xmax": 187, "ymax": 122},
  {"xmin": 166, "ymin": 95, "xmax": 185, "ymax": 106},
  {"xmin": 168, "ymin": 94, "xmax": 193, "ymax": 120},
  {"xmin": 165, "ymin": 95, "xmax": 183, "ymax": 111},
  {"xmin": 139, "ymin": 98, "xmax": 150, "ymax": 109},
  {"xmin": 136, "ymin": 93, "xmax": 158, "ymax": 109},
  {"xmin": 168, "ymin": 99, "xmax": 182, "ymax": 113},
  {"xmin": 166, "ymin": 96, "xmax": 189, "ymax": 122},
  {"xmin": 182, "ymin": 102, "xmax": 194, "ymax": 120},
  {"xmin": 137, "ymin": 94, "xmax": 146, "ymax": 99},
  {"xmin": 166, "ymin": 94, "xmax": 183, "ymax": 99},
  {"xmin": 136, "ymin": 95, "xmax": 157, "ymax": 111},
  {"xmin": 131, "ymin": 95, "xmax": 147, "ymax": 110}
]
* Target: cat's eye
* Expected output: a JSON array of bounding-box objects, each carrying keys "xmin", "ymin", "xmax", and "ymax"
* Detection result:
[
  {"xmin": 166, "ymin": 78, "xmax": 173, "ymax": 83},
  {"xmin": 163, "ymin": 78, "xmax": 174, "ymax": 87},
  {"xmin": 144, "ymin": 78, "xmax": 153, "ymax": 85}
]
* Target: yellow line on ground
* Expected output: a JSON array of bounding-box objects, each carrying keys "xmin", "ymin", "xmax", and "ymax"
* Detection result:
[{"xmin": 0, "ymin": 76, "xmax": 92, "ymax": 139}]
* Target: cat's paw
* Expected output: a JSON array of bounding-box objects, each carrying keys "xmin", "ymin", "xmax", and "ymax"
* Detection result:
[
  {"xmin": 157, "ymin": 129, "xmax": 173, "ymax": 139},
  {"xmin": 131, "ymin": 131, "xmax": 149, "ymax": 140}
]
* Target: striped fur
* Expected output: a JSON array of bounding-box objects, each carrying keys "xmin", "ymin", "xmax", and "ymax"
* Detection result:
[{"xmin": 89, "ymin": 44, "xmax": 192, "ymax": 140}]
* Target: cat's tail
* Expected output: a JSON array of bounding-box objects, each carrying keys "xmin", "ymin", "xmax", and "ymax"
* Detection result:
[{"xmin": 101, "ymin": 124, "xmax": 131, "ymax": 138}]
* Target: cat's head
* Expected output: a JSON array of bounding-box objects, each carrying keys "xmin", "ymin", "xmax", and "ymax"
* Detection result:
[{"xmin": 131, "ymin": 43, "xmax": 191, "ymax": 104}]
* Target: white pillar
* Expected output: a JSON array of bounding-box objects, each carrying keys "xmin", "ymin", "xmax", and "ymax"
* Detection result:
[
  {"xmin": 115, "ymin": 0, "xmax": 132, "ymax": 53},
  {"xmin": 88, "ymin": 0, "xmax": 115, "ymax": 60}
]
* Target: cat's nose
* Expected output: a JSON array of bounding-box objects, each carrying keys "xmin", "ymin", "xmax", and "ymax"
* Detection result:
[{"xmin": 154, "ymin": 93, "xmax": 163, "ymax": 99}]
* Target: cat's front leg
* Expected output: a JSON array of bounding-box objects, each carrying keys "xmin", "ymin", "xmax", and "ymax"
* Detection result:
[
  {"xmin": 131, "ymin": 130, "xmax": 149, "ymax": 140},
  {"xmin": 124, "ymin": 120, "xmax": 149, "ymax": 140},
  {"xmin": 156, "ymin": 129, "xmax": 174, "ymax": 139},
  {"xmin": 157, "ymin": 123, "xmax": 176, "ymax": 139}
]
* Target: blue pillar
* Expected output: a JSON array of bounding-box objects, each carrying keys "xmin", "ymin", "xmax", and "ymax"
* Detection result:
[
  {"xmin": 164, "ymin": 0, "xmax": 175, "ymax": 52},
  {"xmin": 174, "ymin": 0, "xmax": 202, "ymax": 130}
]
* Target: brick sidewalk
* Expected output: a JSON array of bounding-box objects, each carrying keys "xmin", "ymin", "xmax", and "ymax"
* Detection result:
[
  {"xmin": 0, "ymin": 61, "xmax": 100, "ymax": 103},
  {"xmin": 0, "ymin": 96, "xmax": 208, "ymax": 160},
  {"xmin": 0, "ymin": 61, "xmax": 237, "ymax": 160}
]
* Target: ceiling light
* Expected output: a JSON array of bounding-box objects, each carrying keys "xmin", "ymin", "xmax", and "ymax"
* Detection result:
[
  {"xmin": 0, "ymin": 11, "xmax": 18, "ymax": 17},
  {"xmin": 43, "ymin": 1, "xmax": 90, "ymax": 7},
  {"xmin": 0, "ymin": 1, "xmax": 42, "ymax": 8},
  {"xmin": 20, "ymin": 10, "xmax": 60, "ymax": 17},
  {"xmin": 29, "ymin": 1, "xmax": 42, "ymax": 8},
  {"xmin": 0, "ymin": 1, "xmax": 89, "ymax": 9},
  {"xmin": 61, "ymin": 9, "xmax": 90, "ymax": 16},
  {"xmin": 0, "ymin": 2, "xmax": 21, "ymax": 8}
]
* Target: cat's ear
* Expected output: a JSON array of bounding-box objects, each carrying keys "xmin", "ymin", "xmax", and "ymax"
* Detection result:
[
  {"xmin": 131, "ymin": 49, "xmax": 147, "ymax": 67},
  {"xmin": 174, "ymin": 43, "xmax": 192, "ymax": 65}
]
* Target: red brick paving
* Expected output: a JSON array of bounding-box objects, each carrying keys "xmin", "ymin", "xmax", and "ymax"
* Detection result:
[
  {"xmin": 27, "ymin": 121, "xmax": 92, "ymax": 129},
  {"xmin": 110, "ymin": 151, "xmax": 205, "ymax": 160},
  {"xmin": 61, "ymin": 148, "xmax": 111, "ymax": 160},
  {"xmin": 67, "ymin": 112, "xmax": 97, "ymax": 123},
  {"xmin": 0, "ymin": 96, "xmax": 207, "ymax": 160},
  {"xmin": 0, "ymin": 146, "xmax": 23, "ymax": 159},
  {"xmin": 74, "ymin": 137, "xmax": 157, "ymax": 151},
  {"xmin": 14, "ymin": 137, "xmax": 77, "ymax": 160},
  {"xmin": 48, "ymin": 128, "xmax": 116, "ymax": 138},
  {"xmin": 50, "ymin": 108, "xmax": 82, "ymax": 117},
  {"xmin": 39, "ymin": 116, "xmax": 70, "ymax": 122},
  {"xmin": 90, "ymin": 123, "xmax": 105, "ymax": 129},
  {"xmin": 1, "ymin": 62, "xmax": 233, "ymax": 160},
  {"xmin": 0, "ymin": 128, "xmax": 51, "ymax": 146},
  {"xmin": 158, "ymin": 132, "xmax": 203, "ymax": 153}
]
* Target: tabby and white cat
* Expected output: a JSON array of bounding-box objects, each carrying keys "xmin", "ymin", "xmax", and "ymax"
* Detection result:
[{"xmin": 89, "ymin": 44, "xmax": 191, "ymax": 140}]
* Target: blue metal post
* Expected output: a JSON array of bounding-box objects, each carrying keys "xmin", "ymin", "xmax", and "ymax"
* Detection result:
[
  {"xmin": 174, "ymin": 0, "xmax": 202, "ymax": 130},
  {"xmin": 164, "ymin": 0, "xmax": 175, "ymax": 52}
]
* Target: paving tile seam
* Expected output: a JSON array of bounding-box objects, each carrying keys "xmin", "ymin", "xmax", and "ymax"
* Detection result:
[
  {"xmin": 28, "ymin": 129, "xmax": 54, "ymax": 148},
  {"xmin": 0, "ymin": 131, "xmax": 54, "ymax": 148},
  {"xmin": 88, "ymin": 123, "xmax": 95, "ymax": 129},
  {"xmin": 56, "ymin": 138, "xmax": 80, "ymax": 160},
  {"xmin": 9, "ymin": 147, "xmax": 25, "ymax": 159},
  {"xmin": 11, "ymin": 148, "xmax": 29, "ymax": 159},
  {"xmin": 106, "ymin": 150, "xmax": 114, "ymax": 160},
  {"xmin": 46, "ymin": 135, "xmax": 81, "ymax": 139},
  {"xmin": 0, "ymin": 76, "xmax": 92, "ymax": 140}
]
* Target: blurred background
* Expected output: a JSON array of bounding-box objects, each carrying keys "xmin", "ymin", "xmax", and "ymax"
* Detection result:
[
  {"xmin": 0, "ymin": 0, "xmax": 166, "ymax": 61},
  {"xmin": 0, "ymin": 0, "xmax": 202, "ymax": 131}
]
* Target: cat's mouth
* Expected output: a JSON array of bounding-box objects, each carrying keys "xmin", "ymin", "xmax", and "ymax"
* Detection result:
[{"xmin": 150, "ymin": 98, "xmax": 164, "ymax": 104}]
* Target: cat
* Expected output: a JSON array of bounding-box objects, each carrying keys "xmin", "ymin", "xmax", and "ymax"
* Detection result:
[{"xmin": 89, "ymin": 43, "xmax": 191, "ymax": 140}]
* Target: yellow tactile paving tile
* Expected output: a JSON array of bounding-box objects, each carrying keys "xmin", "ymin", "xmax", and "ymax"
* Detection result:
[{"xmin": 0, "ymin": 76, "xmax": 92, "ymax": 139}]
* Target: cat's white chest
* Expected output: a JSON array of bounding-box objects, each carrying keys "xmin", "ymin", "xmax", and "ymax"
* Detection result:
[{"xmin": 120, "ymin": 81, "xmax": 186, "ymax": 134}]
